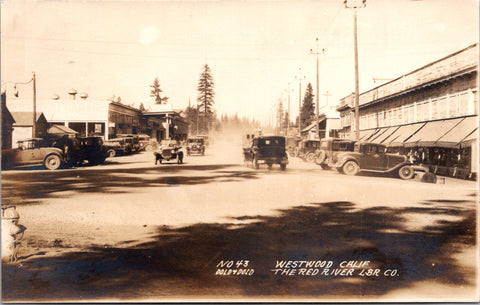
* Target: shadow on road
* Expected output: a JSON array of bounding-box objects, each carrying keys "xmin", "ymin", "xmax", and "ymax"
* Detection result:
[
  {"xmin": 2, "ymin": 199, "xmax": 476, "ymax": 301},
  {"xmin": 1, "ymin": 164, "xmax": 256, "ymax": 205}
]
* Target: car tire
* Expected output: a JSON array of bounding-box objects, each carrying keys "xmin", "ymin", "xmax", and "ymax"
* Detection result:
[
  {"xmin": 267, "ymin": 163, "xmax": 273, "ymax": 170},
  {"xmin": 44, "ymin": 154, "xmax": 62, "ymax": 170},
  {"xmin": 315, "ymin": 151, "xmax": 326, "ymax": 165},
  {"xmin": 280, "ymin": 164, "xmax": 287, "ymax": 171},
  {"xmin": 342, "ymin": 161, "xmax": 359, "ymax": 176},
  {"xmin": 398, "ymin": 165, "xmax": 415, "ymax": 180},
  {"xmin": 107, "ymin": 149, "xmax": 116, "ymax": 158},
  {"xmin": 144, "ymin": 144, "xmax": 153, "ymax": 152},
  {"xmin": 306, "ymin": 152, "xmax": 315, "ymax": 163}
]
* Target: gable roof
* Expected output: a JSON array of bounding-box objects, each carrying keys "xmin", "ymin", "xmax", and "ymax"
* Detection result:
[{"xmin": 11, "ymin": 112, "xmax": 46, "ymax": 126}]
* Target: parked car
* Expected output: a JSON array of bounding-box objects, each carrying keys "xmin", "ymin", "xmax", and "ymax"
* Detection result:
[
  {"xmin": 75, "ymin": 136, "xmax": 108, "ymax": 165},
  {"xmin": 294, "ymin": 140, "xmax": 320, "ymax": 162},
  {"xmin": 1, "ymin": 138, "xmax": 65, "ymax": 170},
  {"xmin": 286, "ymin": 137, "xmax": 301, "ymax": 157},
  {"xmin": 115, "ymin": 134, "xmax": 140, "ymax": 152},
  {"xmin": 314, "ymin": 138, "xmax": 357, "ymax": 169},
  {"xmin": 243, "ymin": 136, "xmax": 288, "ymax": 170},
  {"xmin": 332, "ymin": 141, "xmax": 426, "ymax": 179},
  {"xmin": 153, "ymin": 140, "xmax": 184, "ymax": 164},
  {"xmin": 105, "ymin": 138, "xmax": 128, "ymax": 157},
  {"xmin": 186, "ymin": 136, "xmax": 206, "ymax": 156},
  {"xmin": 138, "ymin": 134, "xmax": 158, "ymax": 152}
]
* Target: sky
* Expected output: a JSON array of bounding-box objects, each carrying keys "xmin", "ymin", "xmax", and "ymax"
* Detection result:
[{"xmin": 1, "ymin": 0, "xmax": 478, "ymax": 125}]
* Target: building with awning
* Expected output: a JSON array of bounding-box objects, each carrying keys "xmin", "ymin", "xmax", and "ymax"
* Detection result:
[
  {"xmin": 300, "ymin": 112, "xmax": 340, "ymax": 140},
  {"xmin": 337, "ymin": 43, "xmax": 478, "ymax": 179}
]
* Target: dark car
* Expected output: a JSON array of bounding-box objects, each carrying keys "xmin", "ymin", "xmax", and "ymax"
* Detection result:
[
  {"xmin": 186, "ymin": 137, "xmax": 206, "ymax": 156},
  {"xmin": 75, "ymin": 136, "xmax": 108, "ymax": 165},
  {"xmin": 294, "ymin": 139, "xmax": 320, "ymax": 162},
  {"xmin": 243, "ymin": 136, "xmax": 288, "ymax": 170},
  {"xmin": 332, "ymin": 141, "xmax": 425, "ymax": 179},
  {"xmin": 1, "ymin": 138, "xmax": 65, "ymax": 170},
  {"xmin": 314, "ymin": 138, "xmax": 357, "ymax": 169},
  {"xmin": 153, "ymin": 140, "xmax": 184, "ymax": 164}
]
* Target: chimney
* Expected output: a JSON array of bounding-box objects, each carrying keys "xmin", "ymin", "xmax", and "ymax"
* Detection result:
[
  {"xmin": 68, "ymin": 88, "xmax": 78, "ymax": 100},
  {"xmin": 79, "ymin": 92, "xmax": 88, "ymax": 100}
]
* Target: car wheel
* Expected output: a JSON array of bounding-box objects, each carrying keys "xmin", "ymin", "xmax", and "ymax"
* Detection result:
[
  {"xmin": 306, "ymin": 152, "xmax": 315, "ymax": 163},
  {"xmin": 315, "ymin": 151, "xmax": 326, "ymax": 165},
  {"xmin": 44, "ymin": 154, "xmax": 62, "ymax": 170},
  {"xmin": 280, "ymin": 164, "xmax": 287, "ymax": 171},
  {"xmin": 107, "ymin": 149, "xmax": 116, "ymax": 158},
  {"xmin": 267, "ymin": 163, "xmax": 273, "ymax": 170},
  {"xmin": 144, "ymin": 144, "xmax": 153, "ymax": 152},
  {"xmin": 342, "ymin": 161, "xmax": 359, "ymax": 176},
  {"xmin": 398, "ymin": 165, "xmax": 415, "ymax": 180}
]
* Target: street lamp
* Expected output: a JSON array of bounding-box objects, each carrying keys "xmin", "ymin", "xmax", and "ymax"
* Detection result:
[{"xmin": 13, "ymin": 72, "xmax": 37, "ymax": 138}]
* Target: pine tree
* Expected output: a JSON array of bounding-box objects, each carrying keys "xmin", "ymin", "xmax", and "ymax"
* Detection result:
[
  {"xmin": 197, "ymin": 64, "xmax": 215, "ymax": 133},
  {"xmin": 300, "ymin": 83, "xmax": 315, "ymax": 128},
  {"xmin": 150, "ymin": 77, "xmax": 169, "ymax": 104},
  {"xmin": 139, "ymin": 102, "xmax": 146, "ymax": 112}
]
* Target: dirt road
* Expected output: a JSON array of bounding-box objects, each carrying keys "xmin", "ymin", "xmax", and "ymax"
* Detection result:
[{"xmin": 1, "ymin": 140, "xmax": 478, "ymax": 302}]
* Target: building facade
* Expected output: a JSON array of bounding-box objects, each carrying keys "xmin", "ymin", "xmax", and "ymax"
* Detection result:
[{"xmin": 337, "ymin": 43, "xmax": 478, "ymax": 179}]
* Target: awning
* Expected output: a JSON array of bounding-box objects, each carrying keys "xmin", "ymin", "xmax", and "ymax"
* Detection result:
[
  {"xmin": 301, "ymin": 117, "xmax": 327, "ymax": 133},
  {"xmin": 384, "ymin": 122, "xmax": 426, "ymax": 147},
  {"xmin": 47, "ymin": 124, "xmax": 78, "ymax": 135},
  {"xmin": 404, "ymin": 118, "xmax": 464, "ymax": 147},
  {"xmin": 368, "ymin": 127, "xmax": 394, "ymax": 143},
  {"xmin": 358, "ymin": 128, "xmax": 378, "ymax": 141},
  {"xmin": 370, "ymin": 126, "xmax": 399, "ymax": 144},
  {"xmin": 433, "ymin": 116, "xmax": 478, "ymax": 147}
]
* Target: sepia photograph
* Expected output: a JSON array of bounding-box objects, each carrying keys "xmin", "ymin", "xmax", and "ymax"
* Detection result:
[{"xmin": 1, "ymin": 0, "xmax": 479, "ymax": 302}]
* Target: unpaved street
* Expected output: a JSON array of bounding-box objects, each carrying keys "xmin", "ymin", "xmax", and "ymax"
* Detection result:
[{"xmin": 1, "ymin": 139, "xmax": 478, "ymax": 302}]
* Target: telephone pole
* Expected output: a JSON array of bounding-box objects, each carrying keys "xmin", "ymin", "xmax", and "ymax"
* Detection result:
[
  {"xmin": 310, "ymin": 38, "xmax": 324, "ymax": 140},
  {"xmin": 344, "ymin": 0, "xmax": 366, "ymax": 140},
  {"xmin": 295, "ymin": 68, "xmax": 306, "ymax": 136},
  {"xmin": 285, "ymin": 83, "xmax": 293, "ymax": 136}
]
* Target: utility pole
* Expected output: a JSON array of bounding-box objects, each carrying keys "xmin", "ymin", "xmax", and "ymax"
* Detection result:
[
  {"xmin": 310, "ymin": 38, "xmax": 324, "ymax": 140},
  {"xmin": 344, "ymin": 0, "xmax": 366, "ymax": 140},
  {"xmin": 32, "ymin": 72, "xmax": 36, "ymax": 138},
  {"xmin": 323, "ymin": 91, "xmax": 333, "ymax": 108},
  {"xmin": 285, "ymin": 83, "xmax": 292, "ymax": 136},
  {"xmin": 295, "ymin": 68, "xmax": 306, "ymax": 136}
]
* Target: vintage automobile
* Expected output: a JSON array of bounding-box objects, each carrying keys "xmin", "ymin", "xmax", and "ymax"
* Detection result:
[
  {"xmin": 138, "ymin": 134, "xmax": 158, "ymax": 152},
  {"xmin": 153, "ymin": 140, "xmax": 184, "ymax": 164},
  {"xmin": 332, "ymin": 141, "xmax": 425, "ymax": 179},
  {"xmin": 116, "ymin": 134, "xmax": 140, "ymax": 152},
  {"xmin": 75, "ymin": 136, "xmax": 108, "ymax": 165},
  {"xmin": 1, "ymin": 138, "xmax": 65, "ymax": 170},
  {"xmin": 186, "ymin": 136, "xmax": 206, "ymax": 156},
  {"xmin": 314, "ymin": 138, "xmax": 357, "ymax": 169},
  {"xmin": 243, "ymin": 136, "xmax": 288, "ymax": 170},
  {"xmin": 105, "ymin": 138, "xmax": 128, "ymax": 157},
  {"xmin": 293, "ymin": 140, "xmax": 321, "ymax": 162}
]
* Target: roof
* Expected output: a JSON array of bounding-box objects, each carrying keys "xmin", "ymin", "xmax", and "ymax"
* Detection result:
[
  {"xmin": 11, "ymin": 112, "xmax": 45, "ymax": 126},
  {"xmin": 47, "ymin": 124, "xmax": 78, "ymax": 134}
]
